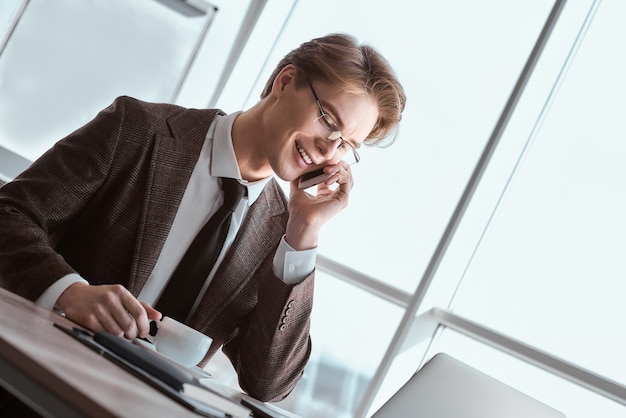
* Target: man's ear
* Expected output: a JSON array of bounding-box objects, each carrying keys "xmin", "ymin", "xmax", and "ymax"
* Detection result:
[{"xmin": 271, "ymin": 64, "xmax": 298, "ymax": 98}]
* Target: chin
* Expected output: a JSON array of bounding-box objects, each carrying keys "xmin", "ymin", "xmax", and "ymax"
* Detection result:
[{"xmin": 272, "ymin": 167, "xmax": 298, "ymax": 183}]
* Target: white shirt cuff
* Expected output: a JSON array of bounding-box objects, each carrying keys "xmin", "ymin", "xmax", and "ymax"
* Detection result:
[
  {"xmin": 273, "ymin": 235, "xmax": 316, "ymax": 285},
  {"xmin": 36, "ymin": 273, "xmax": 88, "ymax": 311}
]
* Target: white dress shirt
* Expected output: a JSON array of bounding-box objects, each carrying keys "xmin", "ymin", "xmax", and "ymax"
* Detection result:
[{"xmin": 37, "ymin": 111, "xmax": 316, "ymax": 318}]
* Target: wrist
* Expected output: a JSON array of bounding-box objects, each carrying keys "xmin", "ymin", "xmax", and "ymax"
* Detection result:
[
  {"xmin": 56, "ymin": 281, "xmax": 87, "ymax": 312},
  {"xmin": 285, "ymin": 220, "xmax": 319, "ymax": 251}
]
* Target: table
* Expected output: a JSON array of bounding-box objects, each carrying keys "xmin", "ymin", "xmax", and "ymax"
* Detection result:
[{"xmin": 0, "ymin": 287, "xmax": 230, "ymax": 417}]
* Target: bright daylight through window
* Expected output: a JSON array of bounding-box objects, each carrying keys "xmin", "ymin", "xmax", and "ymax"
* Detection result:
[{"xmin": 0, "ymin": 0, "xmax": 624, "ymax": 417}]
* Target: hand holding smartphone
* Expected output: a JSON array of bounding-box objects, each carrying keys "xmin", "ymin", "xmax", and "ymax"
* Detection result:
[{"xmin": 297, "ymin": 168, "xmax": 332, "ymax": 189}]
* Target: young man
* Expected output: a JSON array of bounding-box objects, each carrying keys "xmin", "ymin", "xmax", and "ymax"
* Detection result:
[{"xmin": 0, "ymin": 33, "xmax": 405, "ymax": 402}]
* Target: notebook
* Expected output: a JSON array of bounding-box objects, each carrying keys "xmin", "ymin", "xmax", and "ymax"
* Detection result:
[
  {"xmin": 54, "ymin": 324, "xmax": 250, "ymax": 418},
  {"xmin": 371, "ymin": 353, "xmax": 565, "ymax": 418}
]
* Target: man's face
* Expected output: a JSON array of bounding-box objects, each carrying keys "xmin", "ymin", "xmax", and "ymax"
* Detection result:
[{"xmin": 265, "ymin": 68, "xmax": 379, "ymax": 182}]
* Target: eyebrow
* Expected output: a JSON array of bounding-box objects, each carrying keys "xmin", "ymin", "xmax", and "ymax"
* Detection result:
[
  {"xmin": 319, "ymin": 99, "xmax": 345, "ymax": 130},
  {"xmin": 322, "ymin": 100, "xmax": 362, "ymax": 149},
  {"xmin": 306, "ymin": 78, "xmax": 364, "ymax": 149},
  {"xmin": 306, "ymin": 78, "xmax": 345, "ymax": 130}
]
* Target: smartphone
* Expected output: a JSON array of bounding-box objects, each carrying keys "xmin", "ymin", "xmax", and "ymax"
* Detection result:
[{"xmin": 298, "ymin": 168, "xmax": 332, "ymax": 189}]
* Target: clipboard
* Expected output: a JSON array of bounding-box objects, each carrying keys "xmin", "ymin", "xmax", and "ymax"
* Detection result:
[{"xmin": 54, "ymin": 323, "xmax": 231, "ymax": 418}]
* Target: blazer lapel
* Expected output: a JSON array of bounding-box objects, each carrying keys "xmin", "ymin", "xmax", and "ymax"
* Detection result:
[
  {"xmin": 127, "ymin": 108, "xmax": 223, "ymax": 294},
  {"xmin": 190, "ymin": 180, "xmax": 289, "ymax": 328}
]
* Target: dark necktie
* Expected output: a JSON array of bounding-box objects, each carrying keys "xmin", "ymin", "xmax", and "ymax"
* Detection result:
[{"xmin": 155, "ymin": 177, "xmax": 246, "ymax": 323}]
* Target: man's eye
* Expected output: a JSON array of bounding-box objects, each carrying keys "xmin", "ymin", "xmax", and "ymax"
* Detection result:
[{"xmin": 321, "ymin": 115, "xmax": 339, "ymax": 131}]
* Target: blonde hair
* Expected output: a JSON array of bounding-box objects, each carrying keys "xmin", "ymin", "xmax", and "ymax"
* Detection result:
[{"xmin": 261, "ymin": 33, "xmax": 406, "ymax": 146}]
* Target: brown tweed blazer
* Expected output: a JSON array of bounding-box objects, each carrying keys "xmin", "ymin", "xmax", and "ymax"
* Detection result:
[{"xmin": 0, "ymin": 96, "xmax": 313, "ymax": 402}]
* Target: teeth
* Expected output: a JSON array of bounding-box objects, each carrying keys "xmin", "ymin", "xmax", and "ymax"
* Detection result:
[{"xmin": 296, "ymin": 143, "xmax": 313, "ymax": 165}]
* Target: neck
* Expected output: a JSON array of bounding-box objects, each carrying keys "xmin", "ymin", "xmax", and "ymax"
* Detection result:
[{"xmin": 231, "ymin": 103, "xmax": 273, "ymax": 182}]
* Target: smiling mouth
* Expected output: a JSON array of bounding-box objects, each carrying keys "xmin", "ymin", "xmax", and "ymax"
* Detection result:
[{"xmin": 296, "ymin": 142, "xmax": 313, "ymax": 165}]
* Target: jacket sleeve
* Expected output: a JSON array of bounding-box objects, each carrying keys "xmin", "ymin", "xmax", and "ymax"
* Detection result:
[
  {"xmin": 0, "ymin": 98, "xmax": 127, "ymax": 300},
  {"xmin": 222, "ymin": 266, "xmax": 314, "ymax": 402}
]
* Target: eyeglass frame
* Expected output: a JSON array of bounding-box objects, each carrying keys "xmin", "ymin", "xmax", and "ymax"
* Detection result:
[{"xmin": 305, "ymin": 78, "xmax": 361, "ymax": 165}]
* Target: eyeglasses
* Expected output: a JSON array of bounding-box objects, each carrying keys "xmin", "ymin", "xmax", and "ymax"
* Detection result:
[{"xmin": 306, "ymin": 78, "xmax": 360, "ymax": 165}]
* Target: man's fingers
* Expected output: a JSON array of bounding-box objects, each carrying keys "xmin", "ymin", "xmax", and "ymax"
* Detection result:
[
  {"xmin": 108, "ymin": 309, "xmax": 137, "ymax": 339},
  {"xmin": 121, "ymin": 296, "xmax": 151, "ymax": 338},
  {"xmin": 140, "ymin": 300, "xmax": 163, "ymax": 321},
  {"xmin": 98, "ymin": 308, "xmax": 129, "ymax": 337},
  {"xmin": 63, "ymin": 283, "xmax": 149, "ymax": 340}
]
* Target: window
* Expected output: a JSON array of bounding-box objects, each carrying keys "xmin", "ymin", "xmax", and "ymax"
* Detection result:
[
  {"xmin": 0, "ymin": 0, "xmax": 217, "ymax": 159},
  {"xmin": 2, "ymin": 1, "xmax": 624, "ymax": 417}
]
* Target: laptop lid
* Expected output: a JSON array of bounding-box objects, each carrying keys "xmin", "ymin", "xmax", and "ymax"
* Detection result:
[{"xmin": 371, "ymin": 353, "xmax": 565, "ymax": 418}]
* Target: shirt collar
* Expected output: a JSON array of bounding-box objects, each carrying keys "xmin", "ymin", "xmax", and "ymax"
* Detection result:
[{"xmin": 209, "ymin": 111, "xmax": 271, "ymax": 204}]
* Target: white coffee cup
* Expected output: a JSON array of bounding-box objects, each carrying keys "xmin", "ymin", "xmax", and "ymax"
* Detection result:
[{"xmin": 145, "ymin": 316, "xmax": 212, "ymax": 368}]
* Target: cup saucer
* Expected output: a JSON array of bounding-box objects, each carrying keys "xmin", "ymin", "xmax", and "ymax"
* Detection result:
[{"xmin": 133, "ymin": 338, "xmax": 212, "ymax": 379}]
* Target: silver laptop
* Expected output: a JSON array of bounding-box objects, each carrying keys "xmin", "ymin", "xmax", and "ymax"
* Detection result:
[{"xmin": 371, "ymin": 353, "xmax": 565, "ymax": 418}]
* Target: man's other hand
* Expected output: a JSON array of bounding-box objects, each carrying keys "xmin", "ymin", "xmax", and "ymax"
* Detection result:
[{"xmin": 56, "ymin": 282, "xmax": 161, "ymax": 339}]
